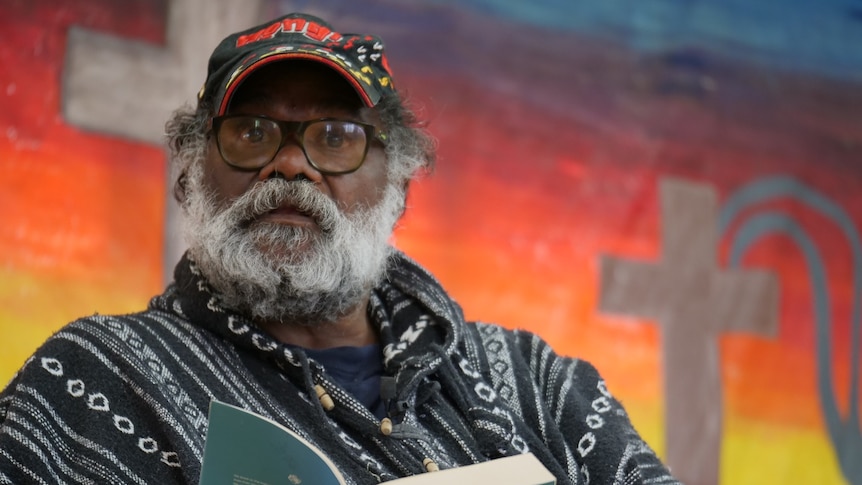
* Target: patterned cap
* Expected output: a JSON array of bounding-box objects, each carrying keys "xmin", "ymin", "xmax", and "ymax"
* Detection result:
[{"xmin": 199, "ymin": 13, "xmax": 396, "ymax": 115}]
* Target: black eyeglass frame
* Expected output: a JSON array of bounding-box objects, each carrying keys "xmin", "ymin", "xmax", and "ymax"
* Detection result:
[{"xmin": 210, "ymin": 114, "xmax": 389, "ymax": 175}]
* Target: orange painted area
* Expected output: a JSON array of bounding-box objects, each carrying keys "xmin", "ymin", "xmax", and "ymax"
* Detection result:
[
  {"xmin": 398, "ymin": 161, "xmax": 665, "ymax": 397},
  {"xmin": 0, "ymin": 135, "xmax": 165, "ymax": 383},
  {"xmin": 1, "ymin": 139, "xmax": 164, "ymax": 283},
  {"xmin": 724, "ymin": 334, "xmax": 861, "ymax": 429}
]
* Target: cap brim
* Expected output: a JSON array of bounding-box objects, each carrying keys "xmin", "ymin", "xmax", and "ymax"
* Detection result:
[{"xmin": 215, "ymin": 51, "xmax": 377, "ymax": 116}]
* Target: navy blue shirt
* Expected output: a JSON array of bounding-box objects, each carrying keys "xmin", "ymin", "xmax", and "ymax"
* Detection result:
[{"xmin": 304, "ymin": 344, "xmax": 386, "ymax": 419}]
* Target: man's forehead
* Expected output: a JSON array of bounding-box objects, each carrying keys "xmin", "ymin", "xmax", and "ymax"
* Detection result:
[{"xmin": 229, "ymin": 90, "xmax": 362, "ymax": 112}]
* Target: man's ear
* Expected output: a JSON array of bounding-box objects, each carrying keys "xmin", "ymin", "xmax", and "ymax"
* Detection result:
[{"xmin": 173, "ymin": 170, "xmax": 188, "ymax": 205}]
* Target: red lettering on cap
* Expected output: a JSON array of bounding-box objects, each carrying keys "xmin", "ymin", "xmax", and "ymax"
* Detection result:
[
  {"xmin": 284, "ymin": 18, "xmax": 307, "ymax": 34},
  {"xmin": 237, "ymin": 18, "xmax": 343, "ymax": 47},
  {"xmin": 237, "ymin": 21, "xmax": 282, "ymax": 46},
  {"xmin": 306, "ymin": 23, "xmax": 341, "ymax": 42}
]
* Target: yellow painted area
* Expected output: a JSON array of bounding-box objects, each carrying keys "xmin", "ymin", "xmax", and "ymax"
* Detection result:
[
  {"xmin": 609, "ymin": 398, "xmax": 848, "ymax": 484},
  {"xmin": 722, "ymin": 415, "xmax": 845, "ymax": 484},
  {"xmin": 622, "ymin": 398, "xmax": 667, "ymax": 462},
  {"xmin": 0, "ymin": 268, "xmax": 157, "ymax": 386}
]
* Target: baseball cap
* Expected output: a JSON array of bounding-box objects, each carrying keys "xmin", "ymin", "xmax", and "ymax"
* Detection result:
[{"xmin": 198, "ymin": 13, "xmax": 397, "ymax": 115}]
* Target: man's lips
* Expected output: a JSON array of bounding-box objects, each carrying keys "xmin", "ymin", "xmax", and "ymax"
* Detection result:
[{"xmin": 255, "ymin": 204, "xmax": 317, "ymax": 227}]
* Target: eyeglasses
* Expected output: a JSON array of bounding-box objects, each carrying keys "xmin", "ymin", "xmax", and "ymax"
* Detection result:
[{"xmin": 211, "ymin": 115, "xmax": 388, "ymax": 175}]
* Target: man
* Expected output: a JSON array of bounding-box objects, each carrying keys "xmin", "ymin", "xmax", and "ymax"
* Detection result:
[{"xmin": 0, "ymin": 13, "xmax": 679, "ymax": 485}]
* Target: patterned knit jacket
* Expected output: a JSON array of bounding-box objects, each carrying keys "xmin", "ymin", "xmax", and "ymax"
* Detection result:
[{"xmin": 0, "ymin": 251, "xmax": 679, "ymax": 484}]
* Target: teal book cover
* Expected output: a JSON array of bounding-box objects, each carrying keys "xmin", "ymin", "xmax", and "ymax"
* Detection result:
[
  {"xmin": 200, "ymin": 400, "xmax": 556, "ymax": 484},
  {"xmin": 199, "ymin": 400, "xmax": 346, "ymax": 485}
]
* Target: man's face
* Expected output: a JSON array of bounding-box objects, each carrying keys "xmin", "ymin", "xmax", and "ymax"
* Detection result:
[
  {"xmin": 181, "ymin": 61, "xmax": 402, "ymax": 325},
  {"xmin": 205, "ymin": 61, "xmax": 390, "ymax": 230}
]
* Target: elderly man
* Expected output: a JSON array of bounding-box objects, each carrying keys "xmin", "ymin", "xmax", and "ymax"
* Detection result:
[{"xmin": 0, "ymin": 13, "xmax": 678, "ymax": 485}]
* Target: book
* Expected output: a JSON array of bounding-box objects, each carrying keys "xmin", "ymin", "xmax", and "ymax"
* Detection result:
[{"xmin": 199, "ymin": 400, "xmax": 556, "ymax": 485}]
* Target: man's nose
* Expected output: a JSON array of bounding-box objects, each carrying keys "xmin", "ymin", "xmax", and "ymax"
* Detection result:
[{"xmin": 257, "ymin": 140, "xmax": 323, "ymax": 183}]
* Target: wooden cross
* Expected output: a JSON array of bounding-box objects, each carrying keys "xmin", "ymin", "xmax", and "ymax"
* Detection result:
[
  {"xmin": 600, "ymin": 178, "xmax": 779, "ymax": 485},
  {"xmin": 61, "ymin": 0, "xmax": 263, "ymax": 278}
]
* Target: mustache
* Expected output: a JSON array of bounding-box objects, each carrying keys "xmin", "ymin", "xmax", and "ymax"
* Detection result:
[{"xmin": 220, "ymin": 179, "xmax": 340, "ymax": 231}]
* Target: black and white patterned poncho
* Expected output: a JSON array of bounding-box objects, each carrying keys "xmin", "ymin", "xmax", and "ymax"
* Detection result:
[{"xmin": 0, "ymin": 250, "xmax": 680, "ymax": 484}]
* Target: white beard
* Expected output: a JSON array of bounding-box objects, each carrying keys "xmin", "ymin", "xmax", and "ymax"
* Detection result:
[{"xmin": 181, "ymin": 168, "xmax": 404, "ymax": 325}]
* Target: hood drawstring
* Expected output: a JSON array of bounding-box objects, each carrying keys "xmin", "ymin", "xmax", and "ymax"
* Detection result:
[{"xmin": 315, "ymin": 384, "xmax": 335, "ymax": 411}]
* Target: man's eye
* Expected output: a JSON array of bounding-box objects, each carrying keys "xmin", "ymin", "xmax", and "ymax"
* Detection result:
[
  {"xmin": 323, "ymin": 129, "xmax": 345, "ymax": 148},
  {"xmin": 239, "ymin": 123, "xmax": 268, "ymax": 144},
  {"xmin": 314, "ymin": 122, "xmax": 366, "ymax": 150}
]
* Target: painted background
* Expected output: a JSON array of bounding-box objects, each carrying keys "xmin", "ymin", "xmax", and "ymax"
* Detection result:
[{"xmin": 1, "ymin": 0, "xmax": 860, "ymax": 484}]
